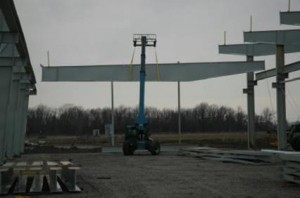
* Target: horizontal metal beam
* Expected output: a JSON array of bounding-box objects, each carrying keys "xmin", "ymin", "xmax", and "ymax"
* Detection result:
[
  {"xmin": 0, "ymin": 32, "xmax": 19, "ymax": 43},
  {"xmin": 0, "ymin": 57, "xmax": 27, "ymax": 66},
  {"xmin": 42, "ymin": 61, "xmax": 265, "ymax": 82},
  {"xmin": 280, "ymin": 11, "xmax": 300, "ymax": 26},
  {"xmin": 219, "ymin": 43, "xmax": 300, "ymax": 56},
  {"xmin": 244, "ymin": 29, "xmax": 300, "ymax": 45},
  {"xmin": 256, "ymin": 61, "xmax": 300, "ymax": 81}
]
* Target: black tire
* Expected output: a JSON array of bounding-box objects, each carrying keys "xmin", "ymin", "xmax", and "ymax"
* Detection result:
[
  {"xmin": 290, "ymin": 136, "xmax": 300, "ymax": 151},
  {"xmin": 123, "ymin": 141, "xmax": 134, "ymax": 156},
  {"xmin": 149, "ymin": 140, "xmax": 160, "ymax": 155}
]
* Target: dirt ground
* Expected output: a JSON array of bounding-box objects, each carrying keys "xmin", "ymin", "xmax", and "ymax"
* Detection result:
[{"xmin": 10, "ymin": 149, "xmax": 300, "ymax": 198}]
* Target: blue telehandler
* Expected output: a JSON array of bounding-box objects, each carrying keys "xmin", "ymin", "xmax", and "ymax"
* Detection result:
[{"xmin": 122, "ymin": 34, "xmax": 160, "ymax": 155}]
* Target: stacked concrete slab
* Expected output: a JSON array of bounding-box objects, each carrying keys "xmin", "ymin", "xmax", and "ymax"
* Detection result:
[{"xmin": 0, "ymin": 0, "xmax": 36, "ymax": 165}]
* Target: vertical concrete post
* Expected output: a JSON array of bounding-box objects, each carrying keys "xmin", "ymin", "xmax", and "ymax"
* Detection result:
[
  {"xmin": 246, "ymin": 56, "xmax": 256, "ymax": 149},
  {"xmin": 5, "ymin": 72, "xmax": 20, "ymax": 158},
  {"xmin": 14, "ymin": 83, "xmax": 28, "ymax": 156},
  {"xmin": 177, "ymin": 81, "xmax": 182, "ymax": 144},
  {"xmin": 111, "ymin": 81, "xmax": 115, "ymax": 146},
  {"xmin": 13, "ymin": 83, "xmax": 25, "ymax": 156},
  {"xmin": 20, "ymin": 91, "xmax": 29, "ymax": 153},
  {"xmin": 0, "ymin": 67, "xmax": 12, "ymax": 165},
  {"xmin": 275, "ymin": 44, "xmax": 287, "ymax": 150}
]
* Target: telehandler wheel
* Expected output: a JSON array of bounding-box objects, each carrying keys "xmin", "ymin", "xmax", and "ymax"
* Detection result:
[
  {"xmin": 290, "ymin": 136, "xmax": 300, "ymax": 151},
  {"xmin": 123, "ymin": 141, "xmax": 134, "ymax": 155},
  {"xmin": 149, "ymin": 140, "xmax": 160, "ymax": 155}
]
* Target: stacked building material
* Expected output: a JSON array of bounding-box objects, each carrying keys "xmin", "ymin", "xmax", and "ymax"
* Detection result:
[
  {"xmin": 0, "ymin": 160, "xmax": 81, "ymax": 196},
  {"xmin": 178, "ymin": 147, "xmax": 277, "ymax": 165},
  {"xmin": 280, "ymin": 153, "xmax": 300, "ymax": 185}
]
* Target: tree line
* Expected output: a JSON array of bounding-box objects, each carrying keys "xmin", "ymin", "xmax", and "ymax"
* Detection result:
[{"xmin": 26, "ymin": 103, "xmax": 276, "ymax": 136}]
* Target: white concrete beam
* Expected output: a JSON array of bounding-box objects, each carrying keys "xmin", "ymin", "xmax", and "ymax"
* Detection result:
[{"xmin": 42, "ymin": 61, "xmax": 265, "ymax": 82}]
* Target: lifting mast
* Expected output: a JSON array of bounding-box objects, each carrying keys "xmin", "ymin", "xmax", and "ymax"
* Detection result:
[{"xmin": 134, "ymin": 34, "xmax": 156, "ymax": 132}]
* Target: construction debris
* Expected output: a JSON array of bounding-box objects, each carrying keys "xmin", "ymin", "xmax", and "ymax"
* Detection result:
[
  {"xmin": 178, "ymin": 147, "xmax": 277, "ymax": 165},
  {"xmin": 0, "ymin": 160, "xmax": 81, "ymax": 196}
]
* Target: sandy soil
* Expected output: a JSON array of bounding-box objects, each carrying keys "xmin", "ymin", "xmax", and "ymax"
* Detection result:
[{"xmin": 10, "ymin": 151, "xmax": 300, "ymax": 198}]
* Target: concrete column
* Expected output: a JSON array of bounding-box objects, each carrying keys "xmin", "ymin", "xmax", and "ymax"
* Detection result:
[
  {"xmin": 0, "ymin": 67, "xmax": 13, "ymax": 165},
  {"xmin": 5, "ymin": 73, "xmax": 20, "ymax": 158},
  {"xmin": 13, "ymin": 83, "xmax": 26, "ymax": 156},
  {"xmin": 245, "ymin": 56, "xmax": 256, "ymax": 149},
  {"xmin": 19, "ymin": 86, "xmax": 29, "ymax": 153},
  {"xmin": 274, "ymin": 45, "xmax": 287, "ymax": 150},
  {"xmin": 111, "ymin": 81, "xmax": 115, "ymax": 146},
  {"xmin": 177, "ymin": 81, "xmax": 182, "ymax": 144}
]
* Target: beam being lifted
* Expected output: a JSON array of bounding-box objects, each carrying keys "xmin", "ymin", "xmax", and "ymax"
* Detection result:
[
  {"xmin": 41, "ymin": 61, "xmax": 265, "ymax": 82},
  {"xmin": 280, "ymin": 11, "xmax": 300, "ymax": 26}
]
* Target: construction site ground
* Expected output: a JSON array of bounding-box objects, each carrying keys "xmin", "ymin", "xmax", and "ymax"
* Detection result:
[{"xmin": 10, "ymin": 147, "xmax": 300, "ymax": 198}]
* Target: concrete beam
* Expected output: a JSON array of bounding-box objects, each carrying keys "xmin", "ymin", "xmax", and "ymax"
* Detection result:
[
  {"xmin": 0, "ymin": 32, "xmax": 19, "ymax": 43},
  {"xmin": 244, "ymin": 29, "xmax": 300, "ymax": 45},
  {"xmin": 219, "ymin": 44, "xmax": 276, "ymax": 56},
  {"xmin": 256, "ymin": 61, "xmax": 300, "ymax": 81},
  {"xmin": 42, "ymin": 61, "xmax": 265, "ymax": 82},
  {"xmin": 280, "ymin": 11, "xmax": 300, "ymax": 26},
  {"xmin": 219, "ymin": 43, "xmax": 300, "ymax": 56}
]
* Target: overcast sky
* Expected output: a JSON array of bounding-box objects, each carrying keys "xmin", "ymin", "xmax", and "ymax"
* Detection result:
[{"xmin": 14, "ymin": 0, "xmax": 300, "ymax": 122}]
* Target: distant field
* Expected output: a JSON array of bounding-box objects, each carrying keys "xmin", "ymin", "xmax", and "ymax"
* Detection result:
[{"xmin": 27, "ymin": 131, "xmax": 276, "ymax": 149}]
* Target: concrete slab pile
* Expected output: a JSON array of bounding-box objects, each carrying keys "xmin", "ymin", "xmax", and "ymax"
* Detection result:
[
  {"xmin": 178, "ymin": 147, "xmax": 277, "ymax": 165},
  {"xmin": 0, "ymin": 0, "xmax": 36, "ymax": 165},
  {"xmin": 280, "ymin": 153, "xmax": 300, "ymax": 185}
]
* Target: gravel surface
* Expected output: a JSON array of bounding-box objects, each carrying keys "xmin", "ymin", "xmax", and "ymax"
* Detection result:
[{"xmin": 10, "ymin": 151, "xmax": 300, "ymax": 198}]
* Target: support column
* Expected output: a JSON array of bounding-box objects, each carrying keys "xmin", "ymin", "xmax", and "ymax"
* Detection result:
[
  {"xmin": 13, "ymin": 83, "xmax": 26, "ymax": 156},
  {"xmin": 5, "ymin": 72, "xmax": 20, "ymax": 158},
  {"xmin": 111, "ymin": 81, "xmax": 115, "ymax": 146},
  {"xmin": 244, "ymin": 56, "xmax": 256, "ymax": 149},
  {"xmin": 0, "ymin": 67, "xmax": 12, "ymax": 165},
  {"xmin": 274, "ymin": 45, "xmax": 287, "ymax": 150},
  {"xmin": 177, "ymin": 81, "xmax": 182, "ymax": 145},
  {"xmin": 19, "ymin": 85, "xmax": 30, "ymax": 153}
]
